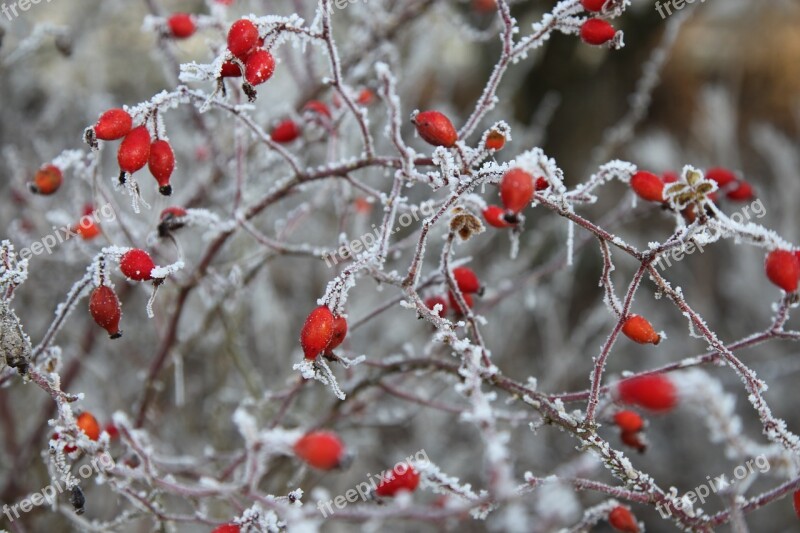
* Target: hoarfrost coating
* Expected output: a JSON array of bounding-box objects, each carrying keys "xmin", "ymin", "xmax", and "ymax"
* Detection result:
[{"xmin": 2, "ymin": 0, "xmax": 800, "ymax": 531}]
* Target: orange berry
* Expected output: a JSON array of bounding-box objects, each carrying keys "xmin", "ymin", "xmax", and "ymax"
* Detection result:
[
  {"xmin": 30, "ymin": 164, "xmax": 63, "ymax": 195},
  {"xmin": 622, "ymin": 314, "xmax": 660, "ymax": 345}
]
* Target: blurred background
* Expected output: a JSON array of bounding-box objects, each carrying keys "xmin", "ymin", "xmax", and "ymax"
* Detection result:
[{"xmin": 2, "ymin": 0, "xmax": 800, "ymax": 531}]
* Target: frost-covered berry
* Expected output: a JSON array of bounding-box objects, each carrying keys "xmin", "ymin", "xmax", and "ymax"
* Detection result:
[
  {"xmin": 94, "ymin": 108, "xmax": 132, "ymax": 141},
  {"xmin": 148, "ymin": 139, "xmax": 175, "ymax": 196},
  {"xmin": 271, "ymin": 119, "xmax": 301, "ymax": 143},
  {"xmin": 227, "ymin": 19, "xmax": 259, "ymax": 59},
  {"xmin": 118, "ymin": 126, "xmax": 151, "ymax": 175},
  {"xmin": 30, "ymin": 164, "xmax": 63, "ymax": 195},
  {"xmin": 293, "ymin": 431, "xmax": 346, "ymax": 470},
  {"xmin": 485, "ymin": 129, "xmax": 506, "ymax": 151},
  {"xmin": 617, "ymin": 374, "xmax": 677, "ymax": 412},
  {"xmin": 89, "ymin": 286, "xmax": 122, "ymax": 338},
  {"xmin": 580, "ymin": 18, "xmax": 616, "ymax": 46},
  {"xmin": 375, "ymin": 466, "xmax": 420, "ymax": 497},
  {"xmin": 120, "ymin": 249, "xmax": 156, "ymax": 282},
  {"xmin": 167, "ymin": 13, "xmax": 196, "ymax": 39},
  {"xmin": 412, "ymin": 110, "xmax": 458, "ymax": 148},
  {"xmin": 300, "ymin": 305, "xmax": 334, "ymax": 360},
  {"xmin": 244, "ymin": 49, "xmax": 275, "ymax": 85},
  {"xmin": 765, "ymin": 249, "xmax": 800, "ymax": 293},
  {"xmin": 76, "ymin": 412, "xmax": 101, "ymax": 441},
  {"xmin": 630, "ymin": 171, "xmax": 665, "ymax": 203},
  {"xmin": 453, "ymin": 266, "xmax": 481, "ymax": 294},
  {"xmin": 500, "ymin": 168, "xmax": 535, "ymax": 214},
  {"xmin": 609, "ymin": 506, "xmax": 639, "ymax": 532},
  {"xmin": 622, "ymin": 314, "xmax": 661, "ymax": 345}
]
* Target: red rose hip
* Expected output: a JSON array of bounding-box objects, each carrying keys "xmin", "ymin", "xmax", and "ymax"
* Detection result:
[
  {"xmin": 118, "ymin": 126, "xmax": 152, "ymax": 175},
  {"xmin": 765, "ymin": 249, "xmax": 800, "ymax": 293},
  {"xmin": 300, "ymin": 305, "xmax": 334, "ymax": 360},
  {"xmin": 453, "ymin": 266, "xmax": 481, "ymax": 294},
  {"xmin": 617, "ymin": 374, "xmax": 677, "ymax": 412},
  {"xmin": 89, "ymin": 285, "xmax": 122, "ymax": 338},
  {"xmin": 609, "ymin": 506, "xmax": 639, "ymax": 532},
  {"xmin": 245, "ymin": 49, "xmax": 275, "ymax": 85},
  {"xmin": 271, "ymin": 119, "xmax": 301, "ymax": 143},
  {"xmin": 293, "ymin": 431, "xmax": 345, "ymax": 470},
  {"xmin": 227, "ymin": 19, "xmax": 259, "ymax": 59},
  {"xmin": 630, "ymin": 171, "xmax": 665, "ymax": 203},
  {"xmin": 167, "ymin": 13, "xmax": 196, "ymax": 39},
  {"xmin": 375, "ymin": 466, "xmax": 420, "ymax": 497},
  {"xmin": 621, "ymin": 314, "xmax": 660, "ymax": 345},
  {"xmin": 500, "ymin": 168, "xmax": 535, "ymax": 214},
  {"xmin": 580, "ymin": 18, "xmax": 616, "ymax": 46},
  {"xmin": 148, "ymin": 139, "xmax": 175, "ymax": 196},
  {"xmin": 94, "ymin": 108, "xmax": 132, "ymax": 141},
  {"xmin": 120, "ymin": 249, "xmax": 156, "ymax": 282},
  {"xmin": 412, "ymin": 110, "xmax": 458, "ymax": 148}
]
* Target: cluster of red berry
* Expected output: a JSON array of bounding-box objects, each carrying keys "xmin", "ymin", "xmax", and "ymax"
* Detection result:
[
  {"xmin": 90, "ymin": 108, "xmax": 176, "ymax": 196},
  {"xmin": 88, "ymin": 249, "xmax": 158, "ymax": 339}
]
